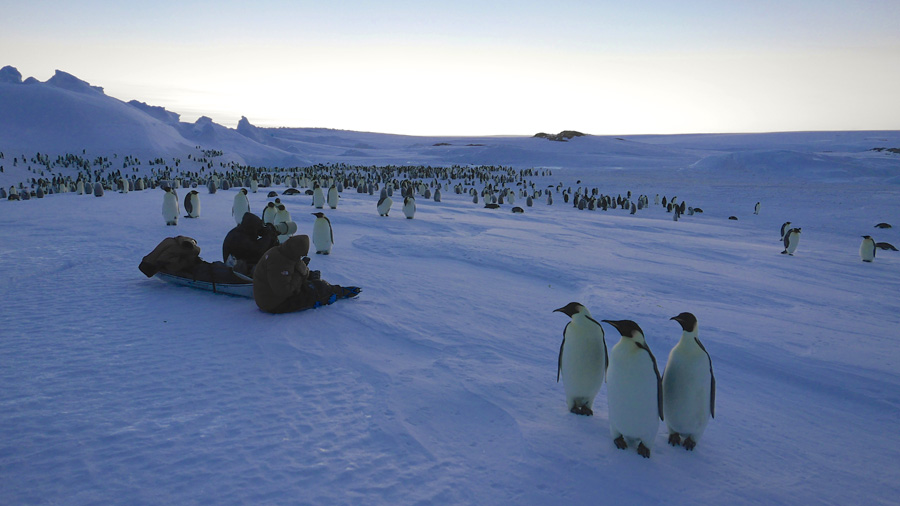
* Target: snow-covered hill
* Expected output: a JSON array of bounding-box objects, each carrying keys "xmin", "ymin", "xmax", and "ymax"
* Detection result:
[{"xmin": 4, "ymin": 65, "xmax": 899, "ymax": 191}]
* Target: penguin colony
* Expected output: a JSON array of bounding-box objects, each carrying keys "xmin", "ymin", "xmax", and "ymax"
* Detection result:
[
  {"xmin": 4, "ymin": 149, "xmax": 892, "ymax": 263},
  {"xmin": 556, "ymin": 305, "xmax": 715, "ymax": 458}
]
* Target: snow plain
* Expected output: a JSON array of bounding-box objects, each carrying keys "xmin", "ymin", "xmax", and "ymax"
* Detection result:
[{"xmin": 1, "ymin": 82, "xmax": 899, "ymax": 504}]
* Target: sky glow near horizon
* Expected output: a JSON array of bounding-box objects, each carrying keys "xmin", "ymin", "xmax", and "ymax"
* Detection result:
[{"xmin": 2, "ymin": 0, "xmax": 899, "ymax": 136}]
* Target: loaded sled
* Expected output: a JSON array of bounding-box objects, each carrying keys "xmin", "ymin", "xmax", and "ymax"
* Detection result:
[{"xmin": 139, "ymin": 236, "xmax": 254, "ymax": 298}]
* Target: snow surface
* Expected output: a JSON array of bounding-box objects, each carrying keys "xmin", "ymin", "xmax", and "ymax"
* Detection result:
[{"xmin": 2, "ymin": 67, "xmax": 900, "ymax": 505}]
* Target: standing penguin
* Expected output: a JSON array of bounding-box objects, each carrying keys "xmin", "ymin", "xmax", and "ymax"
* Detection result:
[
  {"xmin": 312, "ymin": 212, "xmax": 334, "ymax": 254},
  {"xmin": 262, "ymin": 202, "xmax": 277, "ymax": 224},
  {"xmin": 554, "ymin": 302, "xmax": 607, "ymax": 416},
  {"xmin": 377, "ymin": 194, "xmax": 393, "ymax": 216},
  {"xmin": 782, "ymin": 228, "xmax": 801, "ymax": 255},
  {"xmin": 860, "ymin": 235, "xmax": 877, "ymax": 262},
  {"xmin": 312, "ymin": 183, "xmax": 326, "ymax": 209},
  {"xmin": 754, "ymin": 202, "xmax": 761, "ymax": 215},
  {"xmin": 162, "ymin": 187, "xmax": 179, "ymax": 226},
  {"xmin": 327, "ymin": 184, "xmax": 339, "ymax": 209},
  {"xmin": 663, "ymin": 312, "xmax": 715, "ymax": 451},
  {"xmin": 403, "ymin": 196, "xmax": 416, "ymax": 219},
  {"xmin": 184, "ymin": 190, "xmax": 200, "ymax": 218},
  {"xmin": 780, "ymin": 221, "xmax": 792, "ymax": 241},
  {"xmin": 232, "ymin": 188, "xmax": 250, "ymax": 225},
  {"xmin": 602, "ymin": 319, "xmax": 663, "ymax": 458},
  {"xmin": 274, "ymin": 204, "xmax": 294, "ymax": 243}
]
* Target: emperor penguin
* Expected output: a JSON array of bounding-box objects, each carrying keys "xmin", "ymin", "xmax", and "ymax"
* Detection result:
[
  {"xmin": 274, "ymin": 204, "xmax": 294, "ymax": 243},
  {"xmin": 76, "ymin": 180, "xmax": 84, "ymax": 195},
  {"xmin": 780, "ymin": 221, "xmax": 792, "ymax": 241},
  {"xmin": 662, "ymin": 312, "xmax": 715, "ymax": 451},
  {"xmin": 250, "ymin": 178, "xmax": 258, "ymax": 193},
  {"xmin": 327, "ymin": 184, "xmax": 339, "ymax": 209},
  {"xmin": 782, "ymin": 227, "xmax": 801, "ymax": 255},
  {"xmin": 554, "ymin": 302, "xmax": 608, "ymax": 416},
  {"xmin": 312, "ymin": 212, "xmax": 334, "ymax": 254},
  {"xmin": 262, "ymin": 202, "xmax": 277, "ymax": 224},
  {"xmin": 162, "ymin": 187, "xmax": 179, "ymax": 226},
  {"xmin": 754, "ymin": 201, "xmax": 761, "ymax": 215},
  {"xmin": 377, "ymin": 194, "xmax": 393, "ymax": 216},
  {"xmin": 184, "ymin": 190, "xmax": 200, "ymax": 218},
  {"xmin": 602, "ymin": 319, "xmax": 663, "ymax": 458},
  {"xmin": 232, "ymin": 188, "xmax": 250, "ymax": 225},
  {"xmin": 860, "ymin": 235, "xmax": 876, "ymax": 262},
  {"xmin": 312, "ymin": 183, "xmax": 326, "ymax": 209},
  {"xmin": 403, "ymin": 196, "xmax": 416, "ymax": 219}
]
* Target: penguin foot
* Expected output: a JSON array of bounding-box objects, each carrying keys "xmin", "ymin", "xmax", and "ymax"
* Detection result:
[
  {"xmin": 637, "ymin": 442, "xmax": 651, "ymax": 458},
  {"xmin": 780, "ymin": 250, "xmax": 788, "ymax": 254},
  {"xmin": 316, "ymin": 251, "xmax": 322, "ymax": 254},
  {"xmin": 570, "ymin": 405, "xmax": 593, "ymax": 416},
  {"xmin": 613, "ymin": 436, "xmax": 628, "ymax": 450},
  {"xmin": 668, "ymin": 433, "xmax": 682, "ymax": 446},
  {"xmin": 683, "ymin": 437, "xmax": 696, "ymax": 451}
]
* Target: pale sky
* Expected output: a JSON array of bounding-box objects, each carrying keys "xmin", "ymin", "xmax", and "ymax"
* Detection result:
[{"xmin": 2, "ymin": 0, "xmax": 899, "ymax": 136}]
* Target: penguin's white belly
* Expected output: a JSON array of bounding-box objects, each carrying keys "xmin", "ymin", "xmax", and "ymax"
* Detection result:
[
  {"xmin": 860, "ymin": 241, "xmax": 875, "ymax": 261},
  {"xmin": 561, "ymin": 330, "xmax": 605, "ymax": 409},
  {"xmin": 233, "ymin": 199, "xmax": 249, "ymax": 225},
  {"xmin": 786, "ymin": 235, "xmax": 799, "ymax": 253},
  {"xmin": 189, "ymin": 196, "xmax": 200, "ymax": 217},
  {"xmin": 608, "ymin": 348, "xmax": 659, "ymax": 446},
  {"xmin": 403, "ymin": 201, "xmax": 416, "ymax": 218},
  {"xmin": 663, "ymin": 352, "xmax": 710, "ymax": 438},
  {"xmin": 162, "ymin": 195, "xmax": 179, "ymax": 222},
  {"xmin": 377, "ymin": 198, "xmax": 392, "ymax": 216},
  {"xmin": 313, "ymin": 221, "xmax": 332, "ymax": 252},
  {"xmin": 313, "ymin": 189, "xmax": 325, "ymax": 208}
]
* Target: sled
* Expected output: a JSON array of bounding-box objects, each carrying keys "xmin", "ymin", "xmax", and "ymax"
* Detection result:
[{"xmin": 153, "ymin": 268, "xmax": 254, "ymax": 298}]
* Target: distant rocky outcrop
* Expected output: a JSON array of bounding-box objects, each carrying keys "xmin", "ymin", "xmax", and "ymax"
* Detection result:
[
  {"xmin": 128, "ymin": 100, "xmax": 181, "ymax": 125},
  {"xmin": 46, "ymin": 70, "xmax": 105, "ymax": 95},
  {"xmin": 871, "ymin": 147, "xmax": 900, "ymax": 154},
  {"xmin": 534, "ymin": 130, "xmax": 586, "ymax": 142},
  {"xmin": 236, "ymin": 116, "xmax": 264, "ymax": 143},
  {"xmin": 0, "ymin": 65, "xmax": 23, "ymax": 84}
]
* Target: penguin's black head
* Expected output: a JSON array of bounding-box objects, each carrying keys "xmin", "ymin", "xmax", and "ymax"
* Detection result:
[
  {"xmin": 241, "ymin": 188, "xmax": 248, "ymax": 195},
  {"xmin": 553, "ymin": 302, "xmax": 584, "ymax": 317},
  {"xmin": 601, "ymin": 319, "xmax": 644, "ymax": 338},
  {"xmin": 312, "ymin": 212, "xmax": 325, "ymax": 218},
  {"xmin": 861, "ymin": 235, "xmax": 872, "ymax": 239},
  {"xmin": 670, "ymin": 312, "xmax": 698, "ymax": 332}
]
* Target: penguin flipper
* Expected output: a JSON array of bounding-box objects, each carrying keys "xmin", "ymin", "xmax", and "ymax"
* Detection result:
[
  {"xmin": 695, "ymin": 337, "xmax": 716, "ymax": 418},
  {"xmin": 636, "ymin": 341, "xmax": 664, "ymax": 421},
  {"xmin": 557, "ymin": 324, "xmax": 569, "ymax": 383},
  {"xmin": 585, "ymin": 315, "xmax": 608, "ymax": 375}
]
